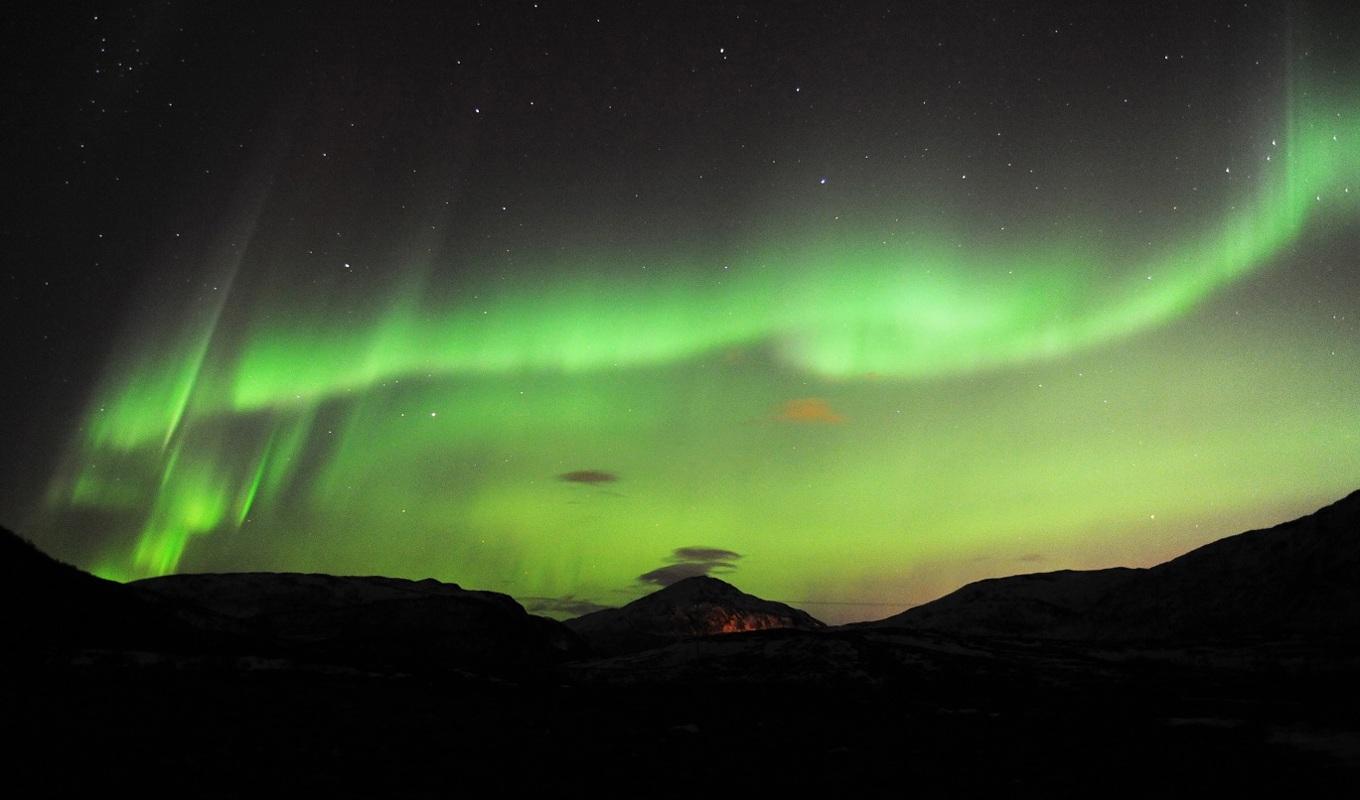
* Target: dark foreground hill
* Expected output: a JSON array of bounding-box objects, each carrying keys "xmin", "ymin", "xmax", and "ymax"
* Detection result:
[
  {"xmin": 872, "ymin": 489, "xmax": 1360, "ymax": 639},
  {"xmin": 2, "ymin": 525, "xmax": 584, "ymax": 675},
  {"xmin": 564, "ymin": 575, "xmax": 825, "ymax": 654},
  {"xmin": 132, "ymin": 572, "xmax": 587, "ymax": 672},
  {"xmin": 1, "ymin": 526, "xmax": 211, "ymax": 650},
  {"xmin": 7, "ymin": 490, "xmax": 1360, "ymax": 794}
]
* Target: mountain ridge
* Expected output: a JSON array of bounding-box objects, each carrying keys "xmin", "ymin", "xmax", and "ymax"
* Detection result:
[
  {"xmin": 872, "ymin": 488, "xmax": 1360, "ymax": 639},
  {"xmin": 565, "ymin": 575, "xmax": 826, "ymax": 654}
]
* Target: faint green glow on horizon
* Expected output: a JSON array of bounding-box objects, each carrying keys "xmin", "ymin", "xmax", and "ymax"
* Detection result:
[{"xmin": 36, "ymin": 80, "xmax": 1360, "ymax": 619}]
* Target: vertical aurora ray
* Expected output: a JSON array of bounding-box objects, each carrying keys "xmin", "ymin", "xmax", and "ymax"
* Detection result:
[
  {"xmin": 233, "ymin": 443, "xmax": 271, "ymax": 528},
  {"xmin": 45, "ymin": 174, "xmax": 275, "ymax": 577}
]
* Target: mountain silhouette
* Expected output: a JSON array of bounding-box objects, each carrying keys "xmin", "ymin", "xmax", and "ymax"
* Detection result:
[
  {"xmin": 132, "ymin": 572, "xmax": 587, "ymax": 672},
  {"xmin": 1, "ymin": 525, "xmax": 210, "ymax": 650},
  {"xmin": 565, "ymin": 575, "xmax": 824, "ymax": 654},
  {"xmin": 873, "ymin": 489, "xmax": 1360, "ymax": 640}
]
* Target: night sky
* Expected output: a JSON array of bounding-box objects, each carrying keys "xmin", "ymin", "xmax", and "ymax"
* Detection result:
[{"xmin": 4, "ymin": 2, "xmax": 1358, "ymax": 623}]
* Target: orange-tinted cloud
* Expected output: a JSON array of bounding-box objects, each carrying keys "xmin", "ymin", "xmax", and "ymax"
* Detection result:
[{"xmin": 775, "ymin": 397, "xmax": 845, "ymax": 424}]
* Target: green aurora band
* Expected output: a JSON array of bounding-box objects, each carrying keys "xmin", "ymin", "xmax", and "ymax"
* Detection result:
[{"xmin": 37, "ymin": 81, "xmax": 1360, "ymax": 619}]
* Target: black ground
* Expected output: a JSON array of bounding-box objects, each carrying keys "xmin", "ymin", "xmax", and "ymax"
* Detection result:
[{"xmin": 10, "ymin": 632, "xmax": 1360, "ymax": 796}]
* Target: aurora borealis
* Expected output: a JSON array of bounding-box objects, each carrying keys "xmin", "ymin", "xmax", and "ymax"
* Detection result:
[{"xmin": 5, "ymin": 3, "xmax": 1359, "ymax": 622}]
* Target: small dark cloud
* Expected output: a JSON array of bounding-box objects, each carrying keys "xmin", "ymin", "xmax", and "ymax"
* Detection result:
[
  {"xmin": 638, "ymin": 561, "xmax": 733, "ymax": 586},
  {"xmin": 525, "ymin": 596, "xmax": 613, "ymax": 618},
  {"xmin": 671, "ymin": 547, "xmax": 741, "ymax": 563},
  {"xmin": 972, "ymin": 553, "xmax": 1046, "ymax": 564},
  {"xmin": 558, "ymin": 469, "xmax": 618, "ymax": 485},
  {"xmin": 637, "ymin": 545, "xmax": 742, "ymax": 587}
]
